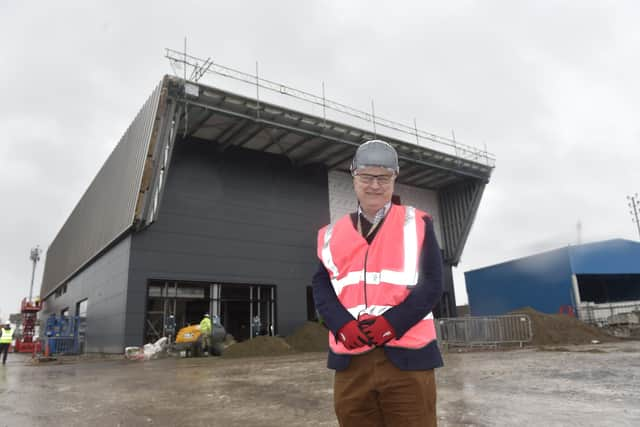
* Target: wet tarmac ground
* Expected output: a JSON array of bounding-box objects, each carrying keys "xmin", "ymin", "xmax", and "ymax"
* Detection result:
[{"xmin": 0, "ymin": 341, "xmax": 639, "ymax": 427}]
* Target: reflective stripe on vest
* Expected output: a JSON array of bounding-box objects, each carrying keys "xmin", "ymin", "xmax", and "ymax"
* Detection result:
[
  {"xmin": 317, "ymin": 205, "xmax": 438, "ymax": 355},
  {"xmin": 0, "ymin": 328, "xmax": 13, "ymax": 344}
]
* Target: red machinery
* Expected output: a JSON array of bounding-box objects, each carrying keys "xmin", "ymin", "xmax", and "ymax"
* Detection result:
[{"xmin": 13, "ymin": 298, "xmax": 42, "ymax": 353}]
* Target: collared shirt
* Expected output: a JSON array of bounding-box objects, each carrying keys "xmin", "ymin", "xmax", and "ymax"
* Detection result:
[{"xmin": 358, "ymin": 202, "xmax": 391, "ymax": 227}]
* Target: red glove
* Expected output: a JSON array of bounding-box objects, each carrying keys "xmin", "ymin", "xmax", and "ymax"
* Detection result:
[
  {"xmin": 337, "ymin": 320, "xmax": 371, "ymax": 350},
  {"xmin": 359, "ymin": 315, "xmax": 396, "ymax": 346}
]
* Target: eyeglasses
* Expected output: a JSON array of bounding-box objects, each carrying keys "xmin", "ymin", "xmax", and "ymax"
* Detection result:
[{"xmin": 354, "ymin": 173, "xmax": 395, "ymax": 186}]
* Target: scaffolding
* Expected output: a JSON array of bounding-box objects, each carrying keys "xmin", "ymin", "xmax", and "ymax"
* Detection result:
[{"xmin": 165, "ymin": 48, "xmax": 495, "ymax": 167}]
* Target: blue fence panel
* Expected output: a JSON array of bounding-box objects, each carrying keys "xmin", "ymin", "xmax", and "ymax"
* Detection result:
[{"xmin": 45, "ymin": 314, "xmax": 80, "ymax": 355}]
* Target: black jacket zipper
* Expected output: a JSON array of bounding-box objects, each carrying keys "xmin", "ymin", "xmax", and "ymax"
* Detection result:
[{"xmin": 363, "ymin": 246, "xmax": 369, "ymax": 309}]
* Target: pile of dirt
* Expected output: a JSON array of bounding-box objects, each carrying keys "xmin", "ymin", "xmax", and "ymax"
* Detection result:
[
  {"xmin": 510, "ymin": 307, "xmax": 618, "ymax": 346},
  {"xmin": 285, "ymin": 321, "xmax": 329, "ymax": 352},
  {"xmin": 221, "ymin": 322, "xmax": 329, "ymax": 358},
  {"xmin": 222, "ymin": 336, "xmax": 294, "ymax": 359}
]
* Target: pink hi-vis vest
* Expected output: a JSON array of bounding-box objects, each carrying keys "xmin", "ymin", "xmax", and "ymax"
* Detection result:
[{"xmin": 317, "ymin": 204, "xmax": 437, "ymax": 355}]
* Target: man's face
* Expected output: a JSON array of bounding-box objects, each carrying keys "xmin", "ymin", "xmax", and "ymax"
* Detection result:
[{"xmin": 353, "ymin": 166, "xmax": 396, "ymax": 215}]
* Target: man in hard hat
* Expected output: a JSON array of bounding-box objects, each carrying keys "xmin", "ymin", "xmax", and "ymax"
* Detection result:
[
  {"xmin": 312, "ymin": 140, "xmax": 443, "ymax": 426},
  {"xmin": 211, "ymin": 314, "xmax": 221, "ymax": 327},
  {"xmin": 252, "ymin": 315, "xmax": 262, "ymax": 338},
  {"xmin": 199, "ymin": 314, "xmax": 212, "ymax": 354},
  {"xmin": 165, "ymin": 314, "xmax": 176, "ymax": 344},
  {"xmin": 0, "ymin": 322, "xmax": 15, "ymax": 365}
]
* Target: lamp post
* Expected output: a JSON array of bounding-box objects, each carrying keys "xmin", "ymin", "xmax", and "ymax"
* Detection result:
[
  {"xmin": 29, "ymin": 246, "xmax": 41, "ymax": 302},
  {"xmin": 628, "ymin": 194, "xmax": 640, "ymax": 240}
]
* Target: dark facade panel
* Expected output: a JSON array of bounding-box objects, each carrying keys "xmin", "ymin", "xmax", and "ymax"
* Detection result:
[
  {"xmin": 125, "ymin": 140, "xmax": 330, "ymax": 346},
  {"xmin": 433, "ymin": 263, "xmax": 458, "ymax": 318},
  {"xmin": 439, "ymin": 180, "xmax": 486, "ymax": 265},
  {"xmin": 41, "ymin": 236, "xmax": 132, "ymax": 353},
  {"xmin": 465, "ymin": 247, "xmax": 574, "ymax": 316},
  {"xmin": 41, "ymin": 81, "xmax": 165, "ymax": 297}
]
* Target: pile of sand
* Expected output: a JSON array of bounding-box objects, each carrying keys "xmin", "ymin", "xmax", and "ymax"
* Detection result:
[
  {"xmin": 285, "ymin": 321, "xmax": 328, "ymax": 352},
  {"xmin": 510, "ymin": 307, "xmax": 618, "ymax": 346},
  {"xmin": 222, "ymin": 336, "xmax": 295, "ymax": 359},
  {"xmin": 222, "ymin": 322, "xmax": 329, "ymax": 359}
]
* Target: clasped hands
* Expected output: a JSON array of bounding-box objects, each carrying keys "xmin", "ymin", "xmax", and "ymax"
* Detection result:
[{"xmin": 337, "ymin": 314, "xmax": 396, "ymax": 350}]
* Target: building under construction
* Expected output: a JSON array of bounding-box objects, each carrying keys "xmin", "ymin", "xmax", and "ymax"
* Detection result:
[{"xmin": 40, "ymin": 55, "xmax": 494, "ymax": 352}]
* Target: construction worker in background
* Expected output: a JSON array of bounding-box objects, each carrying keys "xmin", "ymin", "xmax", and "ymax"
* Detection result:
[
  {"xmin": 1, "ymin": 322, "xmax": 15, "ymax": 365},
  {"xmin": 165, "ymin": 314, "xmax": 176, "ymax": 344},
  {"xmin": 252, "ymin": 315, "xmax": 261, "ymax": 337},
  {"xmin": 211, "ymin": 314, "xmax": 221, "ymax": 327},
  {"xmin": 312, "ymin": 140, "xmax": 444, "ymax": 426},
  {"xmin": 199, "ymin": 314, "xmax": 212, "ymax": 353}
]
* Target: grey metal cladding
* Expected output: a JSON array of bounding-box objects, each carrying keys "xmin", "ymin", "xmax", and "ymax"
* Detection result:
[
  {"xmin": 41, "ymin": 236, "xmax": 132, "ymax": 353},
  {"xmin": 40, "ymin": 79, "xmax": 166, "ymax": 298},
  {"xmin": 125, "ymin": 142, "xmax": 330, "ymax": 341}
]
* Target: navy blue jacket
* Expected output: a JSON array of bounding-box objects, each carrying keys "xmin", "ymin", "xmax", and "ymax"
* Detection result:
[{"xmin": 312, "ymin": 210, "xmax": 444, "ymax": 371}]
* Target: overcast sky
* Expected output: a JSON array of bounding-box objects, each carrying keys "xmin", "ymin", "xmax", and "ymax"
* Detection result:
[{"xmin": 2, "ymin": 1, "xmax": 640, "ymax": 320}]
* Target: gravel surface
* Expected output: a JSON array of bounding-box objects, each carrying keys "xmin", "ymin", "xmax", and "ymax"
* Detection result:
[{"xmin": 1, "ymin": 341, "xmax": 639, "ymax": 426}]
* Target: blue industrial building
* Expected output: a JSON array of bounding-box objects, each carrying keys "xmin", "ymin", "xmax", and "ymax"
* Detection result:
[{"xmin": 465, "ymin": 239, "xmax": 640, "ymax": 321}]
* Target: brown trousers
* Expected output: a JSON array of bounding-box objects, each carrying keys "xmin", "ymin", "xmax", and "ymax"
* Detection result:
[{"xmin": 334, "ymin": 348, "xmax": 437, "ymax": 427}]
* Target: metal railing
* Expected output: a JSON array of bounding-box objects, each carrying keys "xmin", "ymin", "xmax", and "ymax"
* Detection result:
[
  {"xmin": 165, "ymin": 48, "xmax": 496, "ymax": 167},
  {"xmin": 578, "ymin": 301, "xmax": 640, "ymax": 326},
  {"xmin": 45, "ymin": 337, "xmax": 80, "ymax": 355},
  {"xmin": 44, "ymin": 314, "xmax": 81, "ymax": 355},
  {"xmin": 436, "ymin": 314, "xmax": 533, "ymax": 347}
]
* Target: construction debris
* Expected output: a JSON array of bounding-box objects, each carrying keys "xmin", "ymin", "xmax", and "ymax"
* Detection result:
[
  {"xmin": 607, "ymin": 311, "xmax": 640, "ymax": 326},
  {"xmin": 510, "ymin": 307, "xmax": 618, "ymax": 346},
  {"xmin": 124, "ymin": 347, "xmax": 144, "ymax": 360},
  {"xmin": 125, "ymin": 337, "xmax": 169, "ymax": 361}
]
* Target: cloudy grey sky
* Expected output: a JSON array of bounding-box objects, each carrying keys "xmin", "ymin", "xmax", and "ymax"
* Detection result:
[{"xmin": 2, "ymin": 1, "xmax": 639, "ymax": 320}]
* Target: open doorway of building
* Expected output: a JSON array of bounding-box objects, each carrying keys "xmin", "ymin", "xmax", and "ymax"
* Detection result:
[
  {"xmin": 219, "ymin": 284, "xmax": 275, "ymax": 341},
  {"xmin": 145, "ymin": 280, "xmax": 276, "ymax": 344},
  {"xmin": 577, "ymin": 274, "xmax": 640, "ymax": 303},
  {"xmin": 146, "ymin": 282, "xmax": 210, "ymax": 343},
  {"xmin": 221, "ymin": 300, "xmax": 250, "ymax": 341}
]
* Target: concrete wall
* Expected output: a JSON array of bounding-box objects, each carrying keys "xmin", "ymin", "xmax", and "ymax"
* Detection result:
[
  {"xmin": 41, "ymin": 235, "xmax": 131, "ymax": 353},
  {"xmin": 126, "ymin": 140, "xmax": 330, "ymax": 346}
]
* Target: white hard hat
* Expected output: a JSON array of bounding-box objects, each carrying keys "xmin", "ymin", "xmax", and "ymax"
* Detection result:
[{"xmin": 350, "ymin": 140, "xmax": 399, "ymax": 174}]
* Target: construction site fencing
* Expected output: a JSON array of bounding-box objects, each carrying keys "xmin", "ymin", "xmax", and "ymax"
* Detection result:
[
  {"xmin": 45, "ymin": 337, "xmax": 79, "ymax": 355},
  {"xmin": 436, "ymin": 314, "xmax": 533, "ymax": 348},
  {"xmin": 44, "ymin": 314, "xmax": 81, "ymax": 355},
  {"xmin": 578, "ymin": 301, "xmax": 640, "ymax": 326}
]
